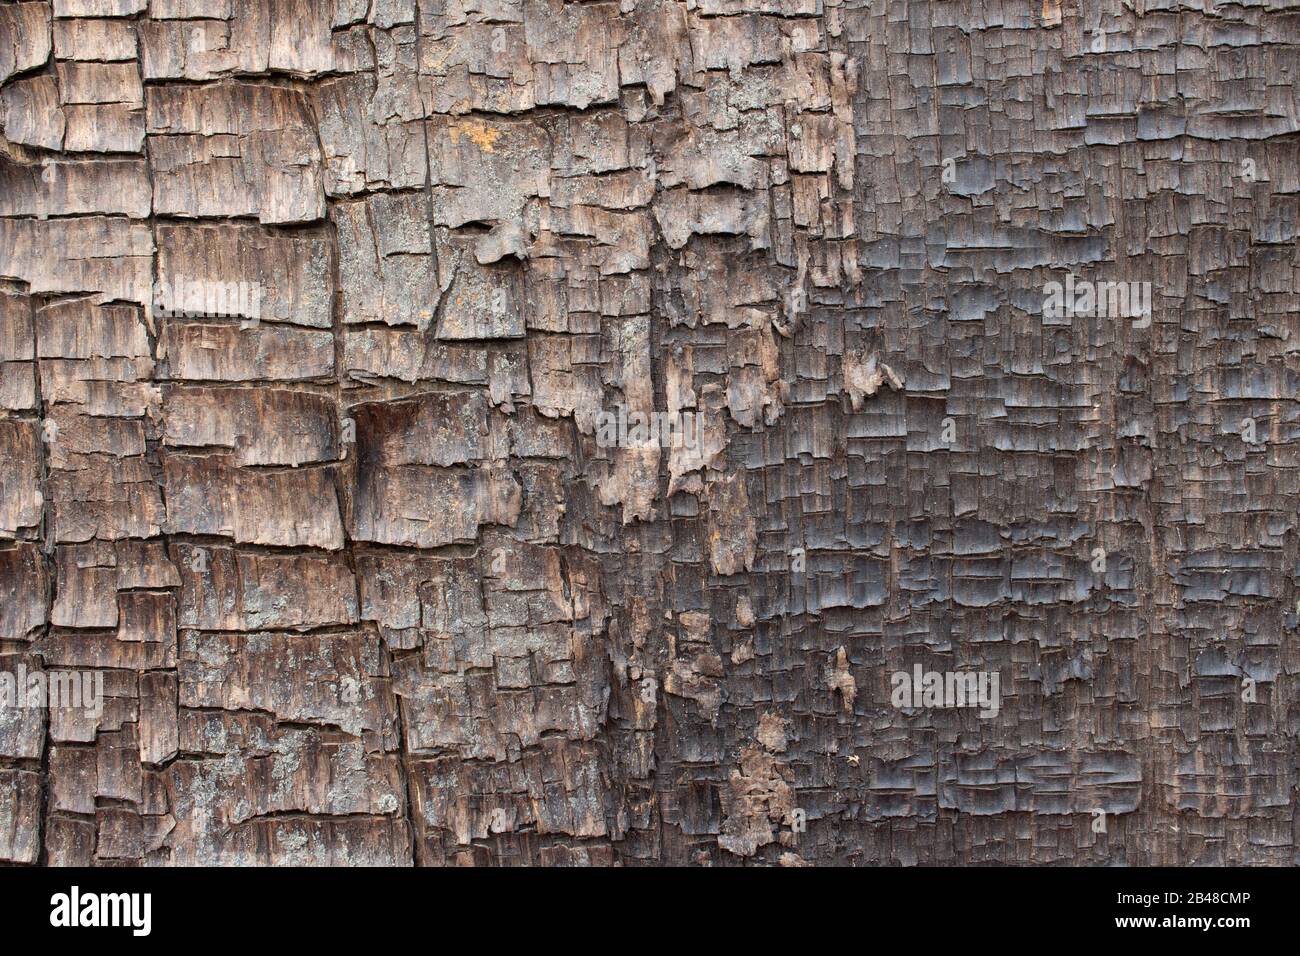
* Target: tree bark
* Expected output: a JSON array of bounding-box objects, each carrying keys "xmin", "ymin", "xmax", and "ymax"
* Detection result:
[{"xmin": 0, "ymin": 0, "xmax": 1296, "ymax": 866}]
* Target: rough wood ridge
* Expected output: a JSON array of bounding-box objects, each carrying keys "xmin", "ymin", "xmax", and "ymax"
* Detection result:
[{"xmin": 1, "ymin": 0, "xmax": 1298, "ymax": 866}]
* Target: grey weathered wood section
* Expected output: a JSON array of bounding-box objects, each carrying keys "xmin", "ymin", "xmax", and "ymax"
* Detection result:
[{"xmin": 0, "ymin": 0, "xmax": 1298, "ymax": 866}]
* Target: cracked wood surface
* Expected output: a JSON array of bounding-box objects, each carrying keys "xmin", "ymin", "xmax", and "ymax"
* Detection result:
[{"xmin": 1, "ymin": 0, "xmax": 1299, "ymax": 866}]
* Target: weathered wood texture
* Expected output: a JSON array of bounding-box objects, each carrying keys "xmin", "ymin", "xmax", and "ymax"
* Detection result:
[{"xmin": 1, "ymin": 0, "xmax": 1299, "ymax": 866}]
